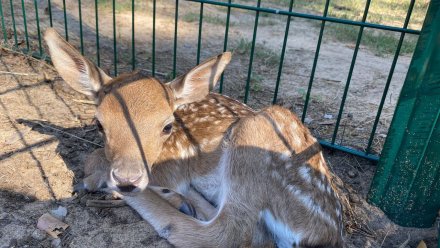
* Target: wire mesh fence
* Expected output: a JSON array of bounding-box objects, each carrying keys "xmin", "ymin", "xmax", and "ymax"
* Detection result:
[{"xmin": 0, "ymin": 0, "xmax": 429, "ymax": 161}]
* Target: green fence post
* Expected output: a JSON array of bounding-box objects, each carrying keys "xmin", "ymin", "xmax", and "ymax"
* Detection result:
[{"xmin": 368, "ymin": 0, "xmax": 440, "ymax": 228}]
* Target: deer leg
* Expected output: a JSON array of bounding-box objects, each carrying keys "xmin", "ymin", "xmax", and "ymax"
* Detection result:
[
  {"xmin": 124, "ymin": 188, "xmax": 236, "ymax": 248},
  {"xmin": 186, "ymin": 187, "xmax": 218, "ymax": 220},
  {"xmin": 149, "ymin": 186, "xmax": 197, "ymax": 218},
  {"xmin": 148, "ymin": 186, "xmax": 217, "ymax": 221}
]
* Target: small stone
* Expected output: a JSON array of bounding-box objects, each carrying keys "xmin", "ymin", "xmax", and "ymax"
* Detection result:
[
  {"xmin": 50, "ymin": 206, "xmax": 67, "ymax": 220},
  {"xmin": 0, "ymin": 213, "xmax": 8, "ymax": 220},
  {"xmin": 304, "ymin": 117, "xmax": 313, "ymax": 125},
  {"xmin": 324, "ymin": 113, "xmax": 333, "ymax": 119},
  {"xmin": 51, "ymin": 238, "xmax": 61, "ymax": 248},
  {"xmin": 349, "ymin": 194, "xmax": 361, "ymax": 204},
  {"xmin": 378, "ymin": 133, "xmax": 387, "ymax": 138},
  {"xmin": 347, "ymin": 170, "xmax": 358, "ymax": 178},
  {"xmin": 31, "ymin": 229, "xmax": 46, "ymax": 241}
]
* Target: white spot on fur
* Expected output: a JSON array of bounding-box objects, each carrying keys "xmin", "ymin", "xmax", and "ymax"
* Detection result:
[
  {"xmin": 336, "ymin": 208, "xmax": 341, "ymax": 218},
  {"xmin": 279, "ymin": 152, "xmax": 291, "ymax": 161},
  {"xmin": 264, "ymin": 154, "xmax": 272, "ymax": 164},
  {"xmin": 285, "ymin": 162, "xmax": 293, "ymax": 169},
  {"xmin": 287, "ymin": 185, "xmax": 337, "ymax": 230},
  {"xmin": 260, "ymin": 209, "xmax": 302, "ymax": 248},
  {"xmin": 315, "ymin": 179, "xmax": 327, "ymax": 192},
  {"xmin": 218, "ymin": 107, "xmax": 227, "ymax": 113},
  {"xmin": 326, "ymin": 185, "xmax": 332, "ymax": 194},
  {"xmin": 291, "ymin": 122, "xmax": 297, "ymax": 131},
  {"xmin": 271, "ymin": 170, "xmax": 283, "ymax": 181},
  {"xmin": 176, "ymin": 141, "xmax": 196, "ymax": 159},
  {"xmin": 298, "ymin": 166, "xmax": 311, "ymax": 184}
]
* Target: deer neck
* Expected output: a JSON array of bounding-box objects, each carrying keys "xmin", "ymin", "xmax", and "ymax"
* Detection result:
[{"xmin": 155, "ymin": 94, "xmax": 254, "ymax": 165}]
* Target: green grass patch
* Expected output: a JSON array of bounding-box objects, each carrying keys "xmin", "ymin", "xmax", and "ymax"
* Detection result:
[
  {"xmin": 323, "ymin": 23, "xmax": 418, "ymax": 56},
  {"xmin": 181, "ymin": 12, "xmax": 231, "ymax": 26},
  {"xmin": 237, "ymin": 0, "xmax": 427, "ymax": 55},
  {"xmin": 96, "ymin": 0, "xmax": 145, "ymax": 12},
  {"xmin": 233, "ymin": 38, "xmax": 279, "ymax": 67},
  {"xmin": 264, "ymin": 0, "xmax": 429, "ymax": 30},
  {"xmin": 250, "ymin": 73, "xmax": 264, "ymax": 92}
]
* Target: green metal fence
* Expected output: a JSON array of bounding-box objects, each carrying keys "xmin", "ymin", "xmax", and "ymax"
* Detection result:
[
  {"xmin": 0, "ymin": 0, "xmax": 426, "ymax": 162},
  {"xmin": 368, "ymin": 0, "xmax": 440, "ymax": 228}
]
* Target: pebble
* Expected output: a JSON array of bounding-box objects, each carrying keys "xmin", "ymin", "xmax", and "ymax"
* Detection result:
[
  {"xmin": 50, "ymin": 206, "xmax": 68, "ymax": 220},
  {"xmin": 347, "ymin": 170, "xmax": 358, "ymax": 178},
  {"xmin": 304, "ymin": 117, "xmax": 313, "ymax": 125},
  {"xmin": 51, "ymin": 238, "xmax": 61, "ymax": 248},
  {"xmin": 349, "ymin": 194, "xmax": 361, "ymax": 204},
  {"xmin": 324, "ymin": 113, "xmax": 333, "ymax": 119},
  {"xmin": 31, "ymin": 229, "xmax": 46, "ymax": 241}
]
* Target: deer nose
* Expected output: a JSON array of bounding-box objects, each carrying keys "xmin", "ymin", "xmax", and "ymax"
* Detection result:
[{"xmin": 111, "ymin": 168, "xmax": 143, "ymax": 192}]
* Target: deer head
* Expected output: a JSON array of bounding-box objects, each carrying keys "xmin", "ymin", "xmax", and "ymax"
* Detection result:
[{"xmin": 44, "ymin": 28, "xmax": 231, "ymax": 193}]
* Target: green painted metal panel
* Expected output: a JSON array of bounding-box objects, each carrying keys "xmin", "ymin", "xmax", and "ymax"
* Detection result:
[{"xmin": 368, "ymin": 0, "xmax": 440, "ymax": 228}]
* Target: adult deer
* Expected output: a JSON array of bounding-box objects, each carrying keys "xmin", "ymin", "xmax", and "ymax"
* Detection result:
[{"xmin": 44, "ymin": 28, "xmax": 343, "ymax": 247}]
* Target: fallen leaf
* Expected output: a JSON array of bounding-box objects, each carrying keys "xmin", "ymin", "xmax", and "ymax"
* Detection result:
[
  {"xmin": 37, "ymin": 213, "xmax": 69, "ymax": 238},
  {"xmin": 416, "ymin": 240, "xmax": 427, "ymax": 248}
]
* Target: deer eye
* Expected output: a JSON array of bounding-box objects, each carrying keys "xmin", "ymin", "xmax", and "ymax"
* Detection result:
[{"xmin": 162, "ymin": 123, "xmax": 173, "ymax": 135}]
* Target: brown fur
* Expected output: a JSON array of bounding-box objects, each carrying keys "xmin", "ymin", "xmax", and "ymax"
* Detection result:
[{"xmin": 44, "ymin": 28, "xmax": 343, "ymax": 248}]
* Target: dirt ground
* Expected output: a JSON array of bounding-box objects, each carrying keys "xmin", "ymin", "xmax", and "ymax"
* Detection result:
[
  {"xmin": 0, "ymin": 48, "xmax": 438, "ymax": 248},
  {"xmin": 0, "ymin": 0, "xmax": 438, "ymax": 247}
]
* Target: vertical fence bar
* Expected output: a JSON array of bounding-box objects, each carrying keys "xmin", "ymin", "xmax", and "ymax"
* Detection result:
[
  {"xmin": 9, "ymin": 0, "xmax": 17, "ymax": 48},
  {"xmin": 20, "ymin": 0, "xmax": 30, "ymax": 51},
  {"xmin": 301, "ymin": 0, "xmax": 330, "ymax": 122},
  {"xmin": 152, "ymin": 0, "xmax": 156, "ymax": 77},
  {"xmin": 112, "ymin": 0, "xmax": 117, "ymax": 76},
  {"xmin": 95, "ymin": 0, "xmax": 100, "ymax": 66},
  {"xmin": 47, "ymin": 0, "xmax": 53, "ymax": 27},
  {"xmin": 272, "ymin": 0, "xmax": 294, "ymax": 104},
  {"xmin": 331, "ymin": 0, "xmax": 371, "ymax": 144},
  {"xmin": 368, "ymin": 0, "xmax": 440, "ymax": 226},
  {"xmin": 365, "ymin": 0, "xmax": 415, "ymax": 154},
  {"xmin": 0, "ymin": 1, "xmax": 6, "ymax": 43},
  {"xmin": 33, "ymin": 0, "xmax": 42, "ymax": 56},
  {"xmin": 131, "ymin": 0, "xmax": 135, "ymax": 70},
  {"xmin": 173, "ymin": 0, "xmax": 179, "ymax": 78},
  {"xmin": 196, "ymin": 3, "xmax": 204, "ymax": 65},
  {"xmin": 243, "ymin": 0, "xmax": 261, "ymax": 104},
  {"xmin": 62, "ymin": 0, "xmax": 68, "ymax": 40},
  {"xmin": 219, "ymin": 0, "xmax": 231, "ymax": 94},
  {"xmin": 78, "ymin": 0, "xmax": 84, "ymax": 55}
]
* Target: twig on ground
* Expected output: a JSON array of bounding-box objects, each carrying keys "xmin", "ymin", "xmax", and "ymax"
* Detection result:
[
  {"xmin": 0, "ymin": 70, "xmax": 39, "ymax": 76},
  {"xmin": 0, "ymin": 47, "xmax": 55, "ymax": 70},
  {"xmin": 86, "ymin": 199, "xmax": 126, "ymax": 208},
  {"xmin": 140, "ymin": 68, "xmax": 168, "ymax": 77},
  {"xmin": 34, "ymin": 121, "xmax": 103, "ymax": 147},
  {"xmin": 380, "ymin": 228, "xmax": 391, "ymax": 247},
  {"xmin": 72, "ymin": 99, "xmax": 95, "ymax": 105},
  {"xmin": 397, "ymin": 233, "xmax": 411, "ymax": 248}
]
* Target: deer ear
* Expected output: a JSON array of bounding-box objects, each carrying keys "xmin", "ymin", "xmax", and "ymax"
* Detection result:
[
  {"xmin": 167, "ymin": 52, "xmax": 232, "ymax": 108},
  {"xmin": 44, "ymin": 28, "xmax": 111, "ymax": 98}
]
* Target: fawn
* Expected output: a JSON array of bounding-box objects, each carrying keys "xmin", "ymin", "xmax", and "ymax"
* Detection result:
[{"xmin": 44, "ymin": 28, "xmax": 343, "ymax": 248}]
